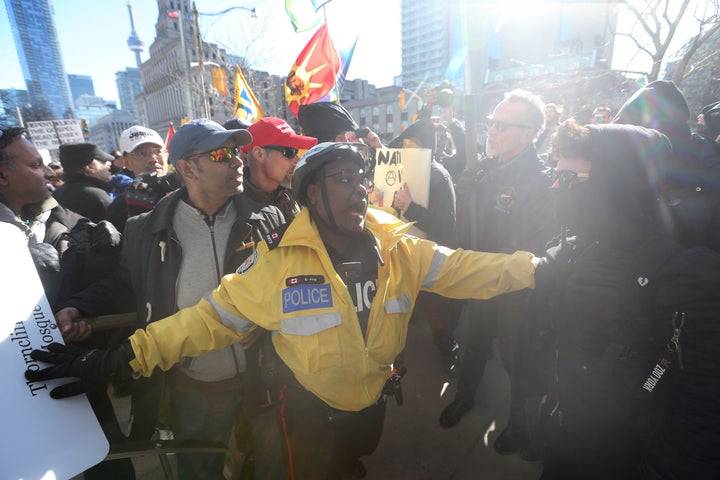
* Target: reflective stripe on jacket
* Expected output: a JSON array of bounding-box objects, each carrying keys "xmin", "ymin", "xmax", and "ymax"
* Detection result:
[{"xmin": 130, "ymin": 207, "xmax": 536, "ymax": 411}]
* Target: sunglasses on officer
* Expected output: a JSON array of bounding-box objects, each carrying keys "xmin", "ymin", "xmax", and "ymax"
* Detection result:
[
  {"xmin": 324, "ymin": 168, "xmax": 375, "ymax": 191},
  {"xmin": 187, "ymin": 146, "xmax": 241, "ymax": 163},
  {"xmin": 263, "ymin": 145, "xmax": 299, "ymax": 159}
]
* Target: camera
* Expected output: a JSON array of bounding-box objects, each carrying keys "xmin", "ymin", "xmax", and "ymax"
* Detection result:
[
  {"xmin": 125, "ymin": 171, "xmax": 181, "ymax": 213},
  {"xmin": 355, "ymin": 127, "xmax": 370, "ymax": 139}
]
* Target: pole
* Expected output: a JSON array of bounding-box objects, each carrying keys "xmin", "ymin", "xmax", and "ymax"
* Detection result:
[
  {"xmin": 15, "ymin": 106, "xmax": 25, "ymax": 127},
  {"xmin": 177, "ymin": 0, "xmax": 194, "ymax": 120},
  {"xmin": 461, "ymin": 1, "xmax": 478, "ymax": 170},
  {"xmin": 193, "ymin": 2, "xmax": 210, "ymax": 119}
]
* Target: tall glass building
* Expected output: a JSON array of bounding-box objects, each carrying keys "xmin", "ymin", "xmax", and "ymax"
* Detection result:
[{"xmin": 4, "ymin": 0, "xmax": 74, "ymax": 119}]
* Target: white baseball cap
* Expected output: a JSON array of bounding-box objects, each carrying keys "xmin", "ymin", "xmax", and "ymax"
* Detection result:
[{"xmin": 119, "ymin": 125, "xmax": 164, "ymax": 154}]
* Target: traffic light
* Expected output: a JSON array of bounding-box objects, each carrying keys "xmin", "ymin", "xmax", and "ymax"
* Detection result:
[{"xmin": 81, "ymin": 119, "xmax": 89, "ymax": 136}]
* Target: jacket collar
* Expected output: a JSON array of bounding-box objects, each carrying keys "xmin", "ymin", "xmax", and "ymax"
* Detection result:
[
  {"xmin": 278, "ymin": 207, "xmax": 414, "ymax": 260},
  {"xmin": 62, "ymin": 173, "xmax": 114, "ymax": 192},
  {"xmin": 141, "ymin": 186, "xmax": 271, "ymax": 235}
]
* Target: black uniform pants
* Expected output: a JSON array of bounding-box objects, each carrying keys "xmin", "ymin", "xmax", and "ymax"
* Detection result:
[{"xmin": 278, "ymin": 381, "xmax": 386, "ymax": 480}]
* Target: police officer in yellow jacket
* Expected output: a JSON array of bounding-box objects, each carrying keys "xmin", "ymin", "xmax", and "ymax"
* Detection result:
[{"xmin": 27, "ymin": 142, "xmax": 540, "ymax": 480}]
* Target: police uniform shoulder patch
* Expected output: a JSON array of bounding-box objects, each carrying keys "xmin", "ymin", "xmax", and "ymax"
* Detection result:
[
  {"xmin": 236, "ymin": 249, "xmax": 258, "ymax": 275},
  {"xmin": 265, "ymin": 223, "xmax": 291, "ymax": 251}
]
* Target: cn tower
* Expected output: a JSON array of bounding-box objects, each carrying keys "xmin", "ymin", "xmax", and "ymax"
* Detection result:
[{"xmin": 126, "ymin": 0, "xmax": 145, "ymax": 68}]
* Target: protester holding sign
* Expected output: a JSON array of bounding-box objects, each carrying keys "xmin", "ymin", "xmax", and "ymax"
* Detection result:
[
  {"xmin": 1, "ymin": 126, "xmax": 131, "ymax": 479},
  {"xmin": 28, "ymin": 141, "xmax": 541, "ymax": 480},
  {"xmin": 389, "ymin": 118, "xmax": 464, "ymax": 377}
]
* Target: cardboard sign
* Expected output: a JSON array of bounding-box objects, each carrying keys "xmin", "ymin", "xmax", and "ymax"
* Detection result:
[
  {"xmin": 0, "ymin": 224, "xmax": 108, "ymax": 480},
  {"xmin": 26, "ymin": 120, "xmax": 84, "ymax": 150},
  {"xmin": 371, "ymin": 148, "xmax": 431, "ymax": 209}
]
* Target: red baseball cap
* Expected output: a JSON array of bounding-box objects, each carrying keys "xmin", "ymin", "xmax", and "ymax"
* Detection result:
[{"xmin": 242, "ymin": 117, "xmax": 317, "ymax": 153}]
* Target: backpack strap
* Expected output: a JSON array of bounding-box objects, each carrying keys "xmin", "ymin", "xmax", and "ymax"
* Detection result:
[{"xmin": 616, "ymin": 237, "xmax": 684, "ymax": 430}]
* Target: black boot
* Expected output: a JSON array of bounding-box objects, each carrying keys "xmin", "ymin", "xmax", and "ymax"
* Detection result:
[{"xmin": 439, "ymin": 397, "xmax": 474, "ymax": 429}]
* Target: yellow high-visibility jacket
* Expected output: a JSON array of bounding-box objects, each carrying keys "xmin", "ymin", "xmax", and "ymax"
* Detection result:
[{"xmin": 130, "ymin": 208, "xmax": 536, "ymax": 411}]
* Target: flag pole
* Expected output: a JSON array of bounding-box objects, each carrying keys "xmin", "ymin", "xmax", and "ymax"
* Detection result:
[{"xmin": 323, "ymin": 7, "xmax": 340, "ymax": 103}]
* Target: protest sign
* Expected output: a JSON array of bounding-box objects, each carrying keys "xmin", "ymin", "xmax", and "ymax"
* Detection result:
[
  {"xmin": 26, "ymin": 119, "xmax": 84, "ymax": 150},
  {"xmin": 371, "ymin": 148, "xmax": 431, "ymax": 209},
  {"xmin": 0, "ymin": 225, "xmax": 108, "ymax": 480}
]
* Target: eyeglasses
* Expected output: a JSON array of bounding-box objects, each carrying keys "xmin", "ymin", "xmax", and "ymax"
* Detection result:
[
  {"xmin": 554, "ymin": 169, "xmax": 589, "ymax": 188},
  {"xmin": 133, "ymin": 147, "xmax": 164, "ymax": 158},
  {"xmin": 188, "ymin": 146, "xmax": 240, "ymax": 163},
  {"xmin": 325, "ymin": 169, "xmax": 374, "ymax": 191},
  {"xmin": 263, "ymin": 145, "xmax": 298, "ymax": 159},
  {"xmin": 486, "ymin": 116, "xmax": 535, "ymax": 132}
]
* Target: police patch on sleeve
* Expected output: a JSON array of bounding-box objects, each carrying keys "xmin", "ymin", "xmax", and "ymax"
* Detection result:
[{"xmin": 236, "ymin": 250, "xmax": 258, "ymax": 275}]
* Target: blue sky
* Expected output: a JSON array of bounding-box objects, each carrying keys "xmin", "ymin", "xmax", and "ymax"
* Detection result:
[{"xmin": 0, "ymin": 0, "xmax": 401, "ymax": 103}]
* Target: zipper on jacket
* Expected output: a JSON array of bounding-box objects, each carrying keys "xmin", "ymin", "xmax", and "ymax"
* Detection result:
[
  {"xmin": 362, "ymin": 346, "xmax": 372, "ymax": 403},
  {"xmin": 202, "ymin": 213, "xmax": 222, "ymax": 283},
  {"xmin": 170, "ymin": 233, "xmax": 182, "ymax": 320}
]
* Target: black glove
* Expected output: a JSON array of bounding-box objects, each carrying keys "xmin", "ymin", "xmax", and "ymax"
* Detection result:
[
  {"xmin": 534, "ymin": 235, "xmax": 577, "ymax": 292},
  {"xmin": 25, "ymin": 342, "xmax": 135, "ymax": 399},
  {"xmin": 86, "ymin": 220, "xmax": 121, "ymax": 253}
]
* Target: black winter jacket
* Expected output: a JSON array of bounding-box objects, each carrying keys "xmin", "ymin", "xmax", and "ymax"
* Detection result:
[
  {"xmin": 454, "ymin": 143, "xmax": 555, "ymax": 254},
  {"xmin": 53, "ymin": 173, "xmax": 113, "ymax": 222}
]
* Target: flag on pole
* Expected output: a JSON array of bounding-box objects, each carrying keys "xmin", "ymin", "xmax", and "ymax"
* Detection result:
[
  {"xmin": 285, "ymin": 0, "xmax": 321, "ymax": 32},
  {"xmin": 212, "ymin": 68, "xmax": 228, "ymax": 95},
  {"xmin": 165, "ymin": 122, "xmax": 175, "ymax": 150},
  {"xmin": 233, "ymin": 66, "xmax": 264, "ymax": 124},
  {"xmin": 320, "ymin": 36, "xmax": 357, "ymax": 103},
  {"xmin": 285, "ymin": 23, "xmax": 340, "ymax": 118}
]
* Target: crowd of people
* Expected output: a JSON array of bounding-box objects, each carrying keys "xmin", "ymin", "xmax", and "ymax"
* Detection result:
[{"xmin": 3, "ymin": 78, "xmax": 720, "ymax": 480}]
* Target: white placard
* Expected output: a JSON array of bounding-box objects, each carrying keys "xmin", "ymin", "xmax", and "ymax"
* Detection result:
[
  {"xmin": 0, "ymin": 224, "xmax": 108, "ymax": 480},
  {"xmin": 26, "ymin": 120, "xmax": 84, "ymax": 150},
  {"xmin": 371, "ymin": 148, "xmax": 431, "ymax": 209}
]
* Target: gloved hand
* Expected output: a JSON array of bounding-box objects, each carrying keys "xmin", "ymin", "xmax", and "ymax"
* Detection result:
[
  {"xmin": 25, "ymin": 342, "xmax": 135, "ymax": 399},
  {"xmin": 86, "ymin": 220, "xmax": 122, "ymax": 253},
  {"xmin": 533, "ymin": 235, "xmax": 577, "ymax": 291}
]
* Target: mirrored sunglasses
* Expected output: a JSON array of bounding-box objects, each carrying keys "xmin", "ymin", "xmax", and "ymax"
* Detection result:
[
  {"xmin": 188, "ymin": 146, "xmax": 240, "ymax": 163},
  {"xmin": 263, "ymin": 145, "xmax": 298, "ymax": 159}
]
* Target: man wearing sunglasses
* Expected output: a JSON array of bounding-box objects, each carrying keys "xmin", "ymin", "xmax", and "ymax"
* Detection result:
[
  {"xmin": 242, "ymin": 117, "xmax": 317, "ymax": 221},
  {"xmin": 442, "ymin": 90, "xmax": 556, "ymax": 460},
  {"xmin": 52, "ymin": 119, "xmax": 285, "ymax": 479}
]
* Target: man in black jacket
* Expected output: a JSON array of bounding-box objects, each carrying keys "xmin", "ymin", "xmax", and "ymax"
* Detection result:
[
  {"xmin": 440, "ymin": 91, "xmax": 556, "ymax": 460},
  {"xmin": 55, "ymin": 119, "xmax": 285, "ymax": 480},
  {"xmin": 53, "ymin": 142, "xmax": 115, "ymax": 222}
]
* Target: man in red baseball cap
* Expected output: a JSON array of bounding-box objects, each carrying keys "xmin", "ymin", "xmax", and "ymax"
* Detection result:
[{"xmin": 242, "ymin": 117, "xmax": 317, "ymax": 220}]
